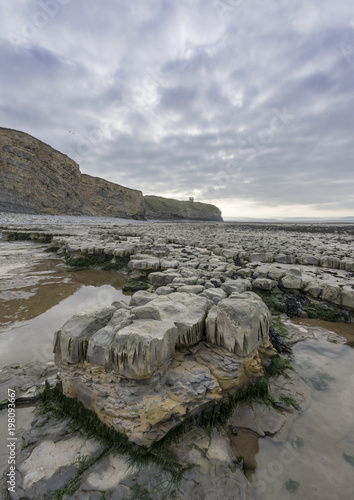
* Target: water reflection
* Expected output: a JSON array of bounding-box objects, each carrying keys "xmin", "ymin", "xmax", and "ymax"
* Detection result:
[
  {"xmin": 228, "ymin": 429, "xmax": 259, "ymax": 480},
  {"xmin": 293, "ymin": 318, "xmax": 354, "ymax": 348},
  {"xmin": 250, "ymin": 338, "xmax": 354, "ymax": 500},
  {"xmin": 0, "ymin": 241, "xmax": 128, "ymax": 367},
  {"xmin": 0, "ymin": 284, "xmax": 128, "ymax": 367},
  {"xmin": 1, "ymin": 261, "xmax": 127, "ymax": 327}
]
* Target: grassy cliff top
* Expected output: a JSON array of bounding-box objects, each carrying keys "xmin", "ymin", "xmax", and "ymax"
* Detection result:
[{"xmin": 144, "ymin": 195, "xmax": 223, "ymax": 221}]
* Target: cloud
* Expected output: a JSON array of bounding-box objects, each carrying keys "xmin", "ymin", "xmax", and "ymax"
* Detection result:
[{"xmin": 0, "ymin": 0, "xmax": 353, "ymax": 217}]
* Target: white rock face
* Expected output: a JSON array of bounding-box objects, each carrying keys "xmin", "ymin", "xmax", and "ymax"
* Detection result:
[
  {"xmin": 206, "ymin": 292, "xmax": 272, "ymax": 357},
  {"xmin": 53, "ymin": 305, "xmax": 116, "ymax": 364},
  {"xmin": 54, "ymin": 292, "xmax": 209, "ymax": 380},
  {"xmin": 280, "ymin": 269, "xmax": 303, "ymax": 290}
]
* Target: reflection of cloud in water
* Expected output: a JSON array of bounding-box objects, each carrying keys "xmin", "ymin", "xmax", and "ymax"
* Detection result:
[
  {"xmin": 250, "ymin": 338, "xmax": 354, "ymax": 500},
  {"xmin": 0, "ymin": 284, "xmax": 127, "ymax": 367}
]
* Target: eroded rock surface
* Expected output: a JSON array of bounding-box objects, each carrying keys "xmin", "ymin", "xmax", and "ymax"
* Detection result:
[{"xmin": 54, "ymin": 290, "xmax": 271, "ymax": 445}]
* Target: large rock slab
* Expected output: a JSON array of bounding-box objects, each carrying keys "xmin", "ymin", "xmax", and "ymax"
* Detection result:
[
  {"xmin": 54, "ymin": 293, "xmax": 209, "ymax": 379},
  {"xmin": 206, "ymin": 292, "xmax": 272, "ymax": 357}
]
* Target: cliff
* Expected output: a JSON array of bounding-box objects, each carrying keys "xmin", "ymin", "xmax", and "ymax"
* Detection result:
[
  {"xmin": 0, "ymin": 127, "xmax": 87, "ymax": 215},
  {"xmin": 81, "ymin": 174, "xmax": 145, "ymax": 220},
  {"xmin": 144, "ymin": 195, "xmax": 223, "ymax": 221},
  {"xmin": 0, "ymin": 127, "xmax": 145, "ymax": 219},
  {"xmin": 0, "ymin": 127, "xmax": 222, "ymax": 221}
]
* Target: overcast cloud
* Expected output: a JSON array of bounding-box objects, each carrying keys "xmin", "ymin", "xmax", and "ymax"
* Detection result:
[{"xmin": 1, "ymin": 0, "xmax": 354, "ymax": 217}]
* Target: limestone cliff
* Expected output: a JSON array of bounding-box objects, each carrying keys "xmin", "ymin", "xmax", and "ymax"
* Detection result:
[
  {"xmin": 0, "ymin": 127, "xmax": 222, "ymax": 221},
  {"xmin": 81, "ymin": 174, "xmax": 145, "ymax": 219},
  {"xmin": 144, "ymin": 195, "xmax": 223, "ymax": 221},
  {"xmin": 0, "ymin": 127, "xmax": 145, "ymax": 218},
  {"xmin": 0, "ymin": 127, "xmax": 87, "ymax": 215}
]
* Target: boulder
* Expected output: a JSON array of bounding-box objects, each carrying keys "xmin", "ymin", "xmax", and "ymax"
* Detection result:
[
  {"xmin": 252, "ymin": 278, "xmax": 278, "ymax": 291},
  {"xmin": 274, "ymin": 254, "xmax": 296, "ymax": 264},
  {"xmin": 342, "ymin": 286, "xmax": 354, "ymax": 311},
  {"xmin": 206, "ymin": 292, "xmax": 271, "ymax": 357},
  {"xmin": 129, "ymin": 290, "xmax": 156, "ymax": 307},
  {"xmin": 249, "ymin": 253, "xmax": 274, "ymax": 263},
  {"xmin": 55, "ymin": 293, "xmax": 209, "ymax": 380},
  {"xmin": 160, "ymin": 258, "xmax": 180, "ymax": 269},
  {"xmin": 178, "ymin": 285, "xmax": 205, "ymax": 294},
  {"xmin": 128, "ymin": 257, "xmax": 160, "ymax": 271},
  {"xmin": 155, "ymin": 286, "xmax": 174, "ymax": 295},
  {"xmin": 280, "ymin": 270, "xmax": 303, "ymax": 290},
  {"xmin": 201, "ymin": 288, "xmax": 227, "ymax": 303},
  {"xmin": 303, "ymin": 281, "xmax": 322, "ymax": 299},
  {"xmin": 296, "ymin": 254, "xmax": 320, "ymax": 266},
  {"xmin": 221, "ymin": 279, "xmax": 252, "ymax": 295},
  {"xmin": 109, "ymin": 319, "xmax": 178, "ymax": 379},
  {"xmin": 148, "ymin": 271, "xmax": 180, "ymax": 286},
  {"xmin": 340, "ymin": 260, "xmax": 354, "ymax": 272},
  {"xmin": 53, "ymin": 306, "xmax": 116, "ymax": 365},
  {"xmin": 322, "ymin": 284, "xmax": 342, "ymax": 305},
  {"xmin": 320, "ymin": 256, "xmax": 340, "ymax": 269}
]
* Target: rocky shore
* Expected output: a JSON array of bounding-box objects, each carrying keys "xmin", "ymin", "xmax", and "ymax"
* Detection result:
[{"xmin": 1, "ymin": 215, "xmax": 354, "ymax": 499}]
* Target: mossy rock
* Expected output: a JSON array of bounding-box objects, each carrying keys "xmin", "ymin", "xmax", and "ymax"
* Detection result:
[
  {"xmin": 65, "ymin": 253, "xmax": 129, "ymax": 271},
  {"xmin": 122, "ymin": 279, "xmax": 149, "ymax": 293}
]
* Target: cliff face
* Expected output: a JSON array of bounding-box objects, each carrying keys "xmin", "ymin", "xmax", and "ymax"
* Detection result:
[
  {"xmin": 81, "ymin": 174, "xmax": 145, "ymax": 220},
  {"xmin": 0, "ymin": 127, "xmax": 87, "ymax": 215},
  {"xmin": 0, "ymin": 127, "xmax": 223, "ymax": 221},
  {"xmin": 0, "ymin": 127, "xmax": 145, "ymax": 218},
  {"xmin": 144, "ymin": 195, "xmax": 223, "ymax": 221}
]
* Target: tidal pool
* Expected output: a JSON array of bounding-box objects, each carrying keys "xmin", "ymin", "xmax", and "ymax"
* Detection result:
[
  {"xmin": 293, "ymin": 317, "xmax": 354, "ymax": 348},
  {"xmin": 0, "ymin": 240, "xmax": 128, "ymax": 367},
  {"xmin": 249, "ymin": 336, "xmax": 354, "ymax": 500}
]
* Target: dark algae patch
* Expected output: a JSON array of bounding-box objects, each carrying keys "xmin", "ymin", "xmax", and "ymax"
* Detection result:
[
  {"xmin": 343, "ymin": 453, "xmax": 354, "ymax": 466},
  {"xmin": 65, "ymin": 253, "xmax": 129, "ymax": 271},
  {"xmin": 254, "ymin": 286, "xmax": 347, "ymax": 322},
  {"xmin": 122, "ymin": 278, "xmax": 149, "ymax": 293},
  {"xmin": 284, "ymin": 479, "xmax": 300, "ymax": 492}
]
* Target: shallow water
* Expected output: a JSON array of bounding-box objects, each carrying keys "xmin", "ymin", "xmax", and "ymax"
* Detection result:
[
  {"xmin": 293, "ymin": 318, "xmax": 354, "ymax": 348},
  {"xmin": 249, "ymin": 337, "xmax": 354, "ymax": 500},
  {"xmin": 0, "ymin": 241, "xmax": 128, "ymax": 366}
]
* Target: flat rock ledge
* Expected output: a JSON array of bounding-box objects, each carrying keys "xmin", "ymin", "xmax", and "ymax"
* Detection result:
[{"xmin": 54, "ymin": 291, "xmax": 272, "ymax": 446}]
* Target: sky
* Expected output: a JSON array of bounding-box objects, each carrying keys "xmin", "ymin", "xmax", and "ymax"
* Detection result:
[{"xmin": 1, "ymin": 0, "xmax": 354, "ymax": 218}]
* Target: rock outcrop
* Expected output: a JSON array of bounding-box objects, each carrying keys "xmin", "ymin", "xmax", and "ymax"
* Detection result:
[
  {"xmin": 144, "ymin": 195, "xmax": 223, "ymax": 221},
  {"xmin": 54, "ymin": 291, "xmax": 272, "ymax": 445},
  {"xmin": 0, "ymin": 127, "xmax": 223, "ymax": 221}
]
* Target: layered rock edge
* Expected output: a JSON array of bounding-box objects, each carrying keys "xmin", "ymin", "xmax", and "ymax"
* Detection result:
[{"xmin": 54, "ymin": 291, "xmax": 272, "ymax": 446}]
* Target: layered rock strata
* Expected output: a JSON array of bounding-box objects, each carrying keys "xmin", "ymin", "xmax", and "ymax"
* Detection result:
[
  {"xmin": 80, "ymin": 174, "xmax": 145, "ymax": 219},
  {"xmin": 54, "ymin": 291, "xmax": 272, "ymax": 446},
  {"xmin": 0, "ymin": 127, "xmax": 87, "ymax": 215},
  {"xmin": 0, "ymin": 127, "xmax": 222, "ymax": 220}
]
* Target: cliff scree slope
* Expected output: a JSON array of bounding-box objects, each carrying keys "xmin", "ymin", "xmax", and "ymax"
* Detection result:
[{"xmin": 0, "ymin": 127, "xmax": 222, "ymax": 220}]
